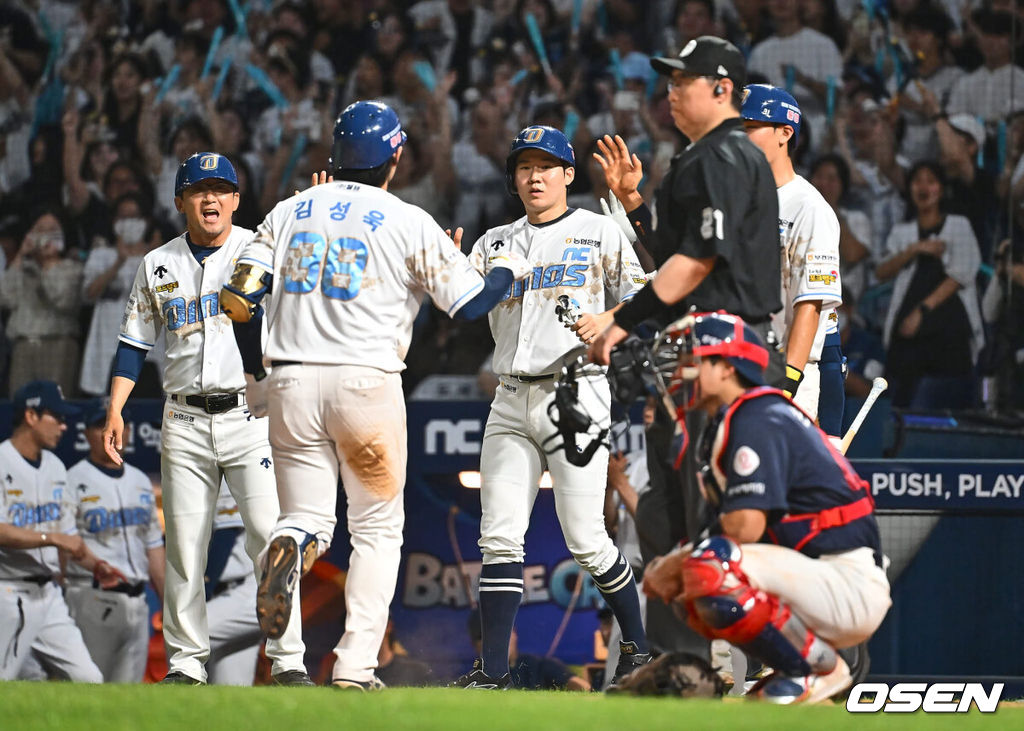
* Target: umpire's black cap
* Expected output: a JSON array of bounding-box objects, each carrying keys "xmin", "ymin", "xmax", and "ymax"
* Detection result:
[{"xmin": 651, "ymin": 36, "xmax": 746, "ymax": 87}]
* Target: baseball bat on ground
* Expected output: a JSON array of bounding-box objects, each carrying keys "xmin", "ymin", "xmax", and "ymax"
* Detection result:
[{"xmin": 838, "ymin": 377, "xmax": 887, "ymax": 455}]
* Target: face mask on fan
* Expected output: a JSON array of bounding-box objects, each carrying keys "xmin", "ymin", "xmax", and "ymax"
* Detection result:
[{"xmin": 114, "ymin": 217, "xmax": 147, "ymax": 245}]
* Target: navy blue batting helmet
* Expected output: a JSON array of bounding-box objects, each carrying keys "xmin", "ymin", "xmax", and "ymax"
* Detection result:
[
  {"xmin": 330, "ymin": 100, "xmax": 407, "ymax": 172},
  {"xmin": 740, "ymin": 84, "xmax": 802, "ymax": 144},
  {"xmin": 505, "ymin": 125, "xmax": 575, "ymax": 195},
  {"xmin": 174, "ymin": 152, "xmax": 238, "ymax": 197}
]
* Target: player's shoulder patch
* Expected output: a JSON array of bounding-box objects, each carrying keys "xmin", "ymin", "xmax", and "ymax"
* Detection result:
[{"xmin": 732, "ymin": 445, "xmax": 760, "ymax": 476}]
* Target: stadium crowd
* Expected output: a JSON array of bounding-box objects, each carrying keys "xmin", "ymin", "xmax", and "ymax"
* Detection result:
[{"xmin": 0, "ymin": 0, "xmax": 1022, "ymax": 410}]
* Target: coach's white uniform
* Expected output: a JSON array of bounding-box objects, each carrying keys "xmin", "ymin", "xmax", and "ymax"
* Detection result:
[
  {"xmin": 64, "ymin": 457, "xmax": 161, "ymax": 682},
  {"xmin": 207, "ymin": 486, "xmax": 261, "ymax": 686},
  {"xmin": 119, "ymin": 227, "xmax": 304, "ymax": 682},
  {"xmin": 469, "ymin": 208, "xmax": 645, "ymax": 573},
  {"xmin": 239, "ymin": 181, "xmax": 488, "ymax": 684},
  {"xmin": 0, "ymin": 440, "xmax": 102, "ymax": 682},
  {"xmin": 772, "ymin": 176, "xmax": 842, "ymax": 419}
]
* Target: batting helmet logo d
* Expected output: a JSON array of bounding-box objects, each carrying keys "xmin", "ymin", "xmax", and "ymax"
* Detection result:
[
  {"xmin": 175, "ymin": 152, "xmax": 239, "ymax": 197},
  {"xmin": 740, "ymin": 84, "xmax": 802, "ymax": 144},
  {"xmin": 330, "ymin": 101, "xmax": 407, "ymax": 172},
  {"xmin": 505, "ymin": 125, "xmax": 575, "ymax": 196}
]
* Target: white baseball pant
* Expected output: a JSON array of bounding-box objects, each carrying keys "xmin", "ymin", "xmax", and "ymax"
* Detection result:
[
  {"xmin": 267, "ymin": 363, "xmax": 407, "ymax": 684},
  {"xmin": 65, "ymin": 583, "xmax": 150, "ymax": 682},
  {"xmin": 207, "ymin": 574, "xmax": 262, "ymax": 685},
  {"xmin": 160, "ymin": 399, "xmax": 304, "ymax": 681},
  {"xmin": 740, "ymin": 544, "xmax": 891, "ymax": 649},
  {"xmin": 0, "ymin": 580, "xmax": 103, "ymax": 682},
  {"xmin": 479, "ymin": 374, "xmax": 619, "ymax": 575}
]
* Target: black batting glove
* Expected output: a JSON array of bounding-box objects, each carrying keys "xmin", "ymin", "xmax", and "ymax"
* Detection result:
[{"xmin": 776, "ymin": 364, "xmax": 804, "ymax": 398}]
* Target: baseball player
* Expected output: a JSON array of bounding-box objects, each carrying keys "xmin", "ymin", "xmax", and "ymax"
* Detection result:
[
  {"xmin": 0, "ymin": 381, "xmax": 124, "ymax": 682},
  {"xmin": 206, "ymin": 483, "xmax": 262, "ymax": 686},
  {"xmin": 639, "ymin": 312, "xmax": 890, "ymax": 704},
  {"xmin": 64, "ymin": 400, "xmax": 165, "ymax": 683},
  {"xmin": 740, "ymin": 85, "xmax": 845, "ymax": 436},
  {"xmin": 219, "ymin": 100, "xmax": 530, "ymax": 689},
  {"xmin": 103, "ymin": 153, "xmax": 311, "ymax": 686},
  {"xmin": 452, "ymin": 125, "xmax": 651, "ymax": 690}
]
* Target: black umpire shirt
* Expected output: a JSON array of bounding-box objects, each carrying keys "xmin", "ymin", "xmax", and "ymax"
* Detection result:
[{"xmin": 650, "ymin": 117, "xmax": 781, "ymax": 324}]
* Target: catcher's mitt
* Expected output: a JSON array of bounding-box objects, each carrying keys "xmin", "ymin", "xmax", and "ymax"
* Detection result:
[{"xmin": 607, "ymin": 652, "xmax": 724, "ymax": 699}]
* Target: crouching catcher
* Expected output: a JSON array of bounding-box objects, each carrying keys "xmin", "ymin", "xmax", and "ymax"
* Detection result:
[{"xmin": 634, "ymin": 311, "xmax": 891, "ymax": 703}]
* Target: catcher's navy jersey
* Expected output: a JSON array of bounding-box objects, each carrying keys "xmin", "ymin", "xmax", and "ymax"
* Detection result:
[{"xmin": 706, "ymin": 388, "xmax": 881, "ymax": 559}]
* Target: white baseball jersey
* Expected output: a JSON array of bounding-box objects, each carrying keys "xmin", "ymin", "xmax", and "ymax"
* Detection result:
[
  {"xmin": 64, "ymin": 459, "xmax": 162, "ymax": 585},
  {"xmin": 239, "ymin": 182, "xmax": 486, "ymax": 372},
  {"xmin": 120, "ymin": 226, "xmax": 256, "ymax": 394},
  {"xmin": 470, "ymin": 208, "xmax": 646, "ymax": 375},
  {"xmin": 772, "ymin": 176, "xmax": 842, "ymax": 362},
  {"xmin": 0, "ymin": 440, "xmax": 75, "ymax": 579}
]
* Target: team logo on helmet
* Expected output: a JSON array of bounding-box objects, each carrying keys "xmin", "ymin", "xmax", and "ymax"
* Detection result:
[
  {"xmin": 741, "ymin": 88, "xmax": 750, "ymax": 104},
  {"xmin": 522, "ymin": 127, "xmax": 545, "ymax": 143},
  {"xmin": 199, "ymin": 154, "xmax": 219, "ymax": 170}
]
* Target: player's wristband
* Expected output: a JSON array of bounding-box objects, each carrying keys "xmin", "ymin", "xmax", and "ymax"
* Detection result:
[
  {"xmin": 613, "ymin": 283, "xmax": 668, "ymax": 332},
  {"xmin": 777, "ymin": 364, "xmax": 804, "ymax": 398},
  {"xmin": 626, "ymin": 202, "xmax": 653, "ymax": 245}
]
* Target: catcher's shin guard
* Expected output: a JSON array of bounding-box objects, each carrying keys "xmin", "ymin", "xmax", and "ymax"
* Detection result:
[{"xmin": 680, "ymin": 537, "xmax": 838, "ymax": 679}]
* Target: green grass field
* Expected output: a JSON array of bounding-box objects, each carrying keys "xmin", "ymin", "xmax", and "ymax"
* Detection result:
[{"xmin": 3, "ymin": 683, "xmax": 1015, "ymax": 731}]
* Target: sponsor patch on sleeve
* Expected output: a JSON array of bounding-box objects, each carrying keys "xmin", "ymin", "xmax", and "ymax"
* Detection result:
[
  {"xmin": 733, "ymin": 445, "xmax": 760, "ymax": 476},
  {"xmin": 806, "ymin": 266, "xmax": 839, "ymax": 287}
]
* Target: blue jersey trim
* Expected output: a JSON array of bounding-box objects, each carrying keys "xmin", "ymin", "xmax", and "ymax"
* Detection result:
[
  {"xmin": 117, "ymin": 334, "xmax": 154, "ymax": 350},
  {"xmin": 447, "ymin": 280, "xmax": 485, "ymax": 316}
]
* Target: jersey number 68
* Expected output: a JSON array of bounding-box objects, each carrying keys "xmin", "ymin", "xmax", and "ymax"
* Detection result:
[{"xmin": 283, "ymin": 232, "xmax": 368, "ymax": 301}]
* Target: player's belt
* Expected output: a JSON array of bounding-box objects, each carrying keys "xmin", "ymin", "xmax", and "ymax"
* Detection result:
[
  {"xmin": 170, "ymin": 393, "xmax": 241, "ymax": 414},
  {"xmin": 506, "ymin": 373, "xmax": 556, "ymax": 383},
  {"xmin": 271, "ymin": 360, "xmax": 300, "ymax": 367},
  {"xmin": 20, "ymin": 575, "xmax": 53, "ymax": 586},
  {"xmin": 96, "ymin": 580, "xmax": 146, "ymax": 597}
]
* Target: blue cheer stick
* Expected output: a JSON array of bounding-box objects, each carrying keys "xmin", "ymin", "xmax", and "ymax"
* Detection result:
[{"xmin": 201, "ymin": 26, "xmax": 224, "ymax": 82}]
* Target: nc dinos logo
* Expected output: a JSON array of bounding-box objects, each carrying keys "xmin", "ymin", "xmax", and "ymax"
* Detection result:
[
  {"xmin": 521, "ymin": 127, "xmax": 545, "ymax": 143},
  {"xmin": 199, "ymin": 154, "xmax": 220, "ymax": 170}
]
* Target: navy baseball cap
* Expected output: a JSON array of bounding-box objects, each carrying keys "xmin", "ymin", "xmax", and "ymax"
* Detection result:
[
  {"xmin": 174, "ymin": 152, "xmax": 239, "ymax": 197},
  {"xmin": 81, "ymin": 399, "xmax": 110, "ymax": 428},
  {"xmin": 12, "ymin": 380, "xmax": 79, "ymax": 419},
  {"xmin": 651, "ymin": 36, "xmax": 746, "ymax": 86},
  {"xmin": 690, "ymin": 312, "xmax": 768, "ymax": 386}
]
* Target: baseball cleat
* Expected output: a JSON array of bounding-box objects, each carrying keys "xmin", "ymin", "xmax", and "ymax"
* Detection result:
[
  {"xmin": 451, "ymin": 658, "xmax": 512, "ymax": 689},
  {"xmin": 748, "ymin": 656, "xmax": 851, "ymax": 704},
  {"xmin": 159, "ymin": 671, "xmax": 205, "ymax": 685},
  {"xmin": 607, "ymin": 641, "xmax": 652, "ymax": 688},
  {"xmin": 331, "ymin": 676, "xmax": 386, "ymax": 691},
  {"xmin": 272, "ymin": 669, "xmax": 316, "ymax": 687},
  {"xmin": 257, "ymin": 535, "xmax": 300, "ymax": 640}
]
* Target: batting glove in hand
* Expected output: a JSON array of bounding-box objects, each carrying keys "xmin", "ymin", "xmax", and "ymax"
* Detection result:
[
  {"xmin": 599, "ymin": 193, "xmax": 638, "ymax": 244},
  {"xmin": 487, "ymin": 250, "xmax": 533, "ymax": 280},
  {"xmin": 245, "ymin": 371, "xmax": 270, "ymax": 419},
  {"xmin": 775, "ymin": 363, "xmax": 804, "ymax": 398}
]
